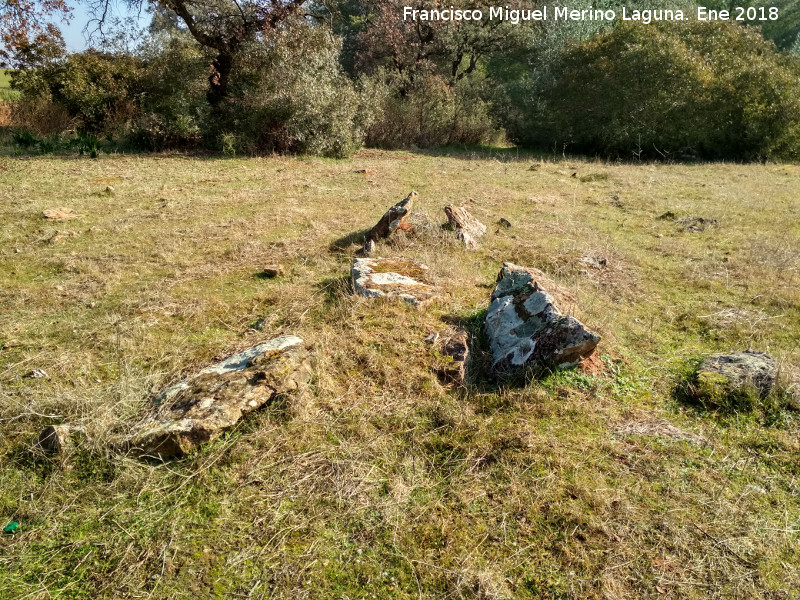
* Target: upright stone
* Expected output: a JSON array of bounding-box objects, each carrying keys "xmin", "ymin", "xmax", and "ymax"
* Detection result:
[
  {"xmin": 444, "ymin": 205, "xmax": 486, "ymax": 249},
  {"xmin": 485, "ymin": 263, "xmax": 600, "ymax": 373},
  {"xmin": 126, "ymin": 336, "xmax": 311, "ymax": 457},
  {"xmin": 361, "ymin": 192, "xmax": 416, "ymax": 254}
]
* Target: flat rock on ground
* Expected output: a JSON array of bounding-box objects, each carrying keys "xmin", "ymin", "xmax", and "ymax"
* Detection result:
[
  {"xmin": 694, "ymin": 351, "xmax": 776, "ymax": 405},
  {"xmin": 485, "ymin": 263, "xmax": 600, "ymax": 373},
  {"xmin": 444, "ymin": 205, "xmax": 486, "ymax": 249},
  {"xmin": 351, "ymin": 257, "xmax": 436, "ymax": 307},
  {"xmin": 126, "ymin": 336, "xmax": 311, "ymax": 457}
]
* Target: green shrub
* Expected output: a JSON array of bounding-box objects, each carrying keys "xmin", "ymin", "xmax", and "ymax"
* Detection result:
[
  {"xmin": 218, "ymin": 26, "xmax": 372, "ymax": 158},
  {"xmin": 14, "ymin": 50, "xmax": 143, "ymax": 136},
  {"xmin": 364, "ymin": 69, "xmax": 501, "ymax": 148},
  {"xmin": 129, "ymin": 38, "xmax": 209, "ymax": 150},
  {"xmin": 513, "ymin": 21, "xmax": 800, "ymax": 160}
]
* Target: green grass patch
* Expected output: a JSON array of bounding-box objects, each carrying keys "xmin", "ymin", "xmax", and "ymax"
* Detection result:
[{"xmin": 0, "ymin": 153, "xmax": 798, "ymax": 598}]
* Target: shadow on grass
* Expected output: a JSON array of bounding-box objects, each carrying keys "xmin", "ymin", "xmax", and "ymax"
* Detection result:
[
  {"xmin": 329, "ymin": 228, "xmax": 370, "ymax": 254},
  {"xmin": 314, "ymin": 275, "xmax": 353, "ymax": 308},
  {"xmin": 410, "ymin": 143, "xmax": 713, "ymax": 165},
  {"xmin": 408, "ymin": 144, "xmax": 549, "ymax": 162}
]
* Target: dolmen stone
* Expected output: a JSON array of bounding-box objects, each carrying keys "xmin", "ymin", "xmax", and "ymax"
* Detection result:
[
  {"xmin": 361, "ymin": 191, "xmax": 416, "ymax": 255},
  {"xmin": 444, "ymin": 205, "xmax": 486, "ymax": 249},
  {"xmin": 127, "ymin": 336, "xmax": 310, "ymax": 458},
  {"xmin": 692, "ymin": 351, "xmax": 776, "ymax": 409},
  {"xmin": 351, "ymin": 257, "xmax": 436, "ymax": 307},
  {"xmin": 486, "ymin": 263, "xmax": 600, "ymax": 373}
]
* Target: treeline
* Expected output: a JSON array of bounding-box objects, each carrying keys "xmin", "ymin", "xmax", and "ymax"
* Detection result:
[{"xmin": 5, "ymin": 0, "xmax": 800, "ymax": 160}]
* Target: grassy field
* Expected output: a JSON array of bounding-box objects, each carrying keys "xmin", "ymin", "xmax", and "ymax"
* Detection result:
[
  {"xmin": 0, "ymin": 70, "xmax": 19, "ymax": 101},
  {"xmin": 1, "ymin": 150, "xmax": 799, "ymax": 599}
]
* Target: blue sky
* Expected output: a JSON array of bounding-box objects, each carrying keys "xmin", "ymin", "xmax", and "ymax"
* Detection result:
[{"xmin": 60, "ymin": 0, "xmax": 150, "ymax": 51}]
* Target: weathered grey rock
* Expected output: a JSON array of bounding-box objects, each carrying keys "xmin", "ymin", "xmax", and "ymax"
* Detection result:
[
  {"xmin": 694, "ymin": 351, "xmax": 776, "ymax": 405},
  {"xmin": 444, "ymin": 205, "xmax": 486, "ymax": 249},
  {"xmin": 436, "ymin": 330, "xmax": 470, "ymax": 385},
  {"xmin": 36, "ymin": 424, "xmax": 85, "ymax": 455},
  {"xmin": 127, "ymin": 336, "xmax": 310, "ymax": 457},
  {"xmin": 351, "ymin": 257, "xmax": 436, "ymax": 307},
  {"xmin": 361, "ymin": 192, "xmax": 416, "ymax": 254},
  {"xmin": 485, "ymin": 263, "xmax": 600, "ymax": 373}
]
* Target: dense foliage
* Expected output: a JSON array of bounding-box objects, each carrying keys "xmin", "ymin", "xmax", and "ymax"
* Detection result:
[
  {"xmin": 515, "ymin": 21, "xmax": 800, "ymax": 160},
  {"xmin": 3, "ymin": 0, "xmax": 800, "ymax": 160}
]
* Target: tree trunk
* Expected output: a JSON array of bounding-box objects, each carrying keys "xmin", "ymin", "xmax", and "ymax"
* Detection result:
[{"xmin": 207, "ymin": 51, "xmax": 234, "ymax": 109}]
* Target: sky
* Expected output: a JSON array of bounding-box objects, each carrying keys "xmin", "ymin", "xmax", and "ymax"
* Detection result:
[{"xmin": 60, "ymin": 0, "xmax": 150, "ymax": 51}]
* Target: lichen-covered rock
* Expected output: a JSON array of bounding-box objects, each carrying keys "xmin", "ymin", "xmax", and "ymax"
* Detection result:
[
  {"xmin": 362, "ymin": 192, "xmax": 416, "ymax": 254},
  {"xmin": 693, "ymin": 351, "xmax": 776, "ymax": 409},
  {"xmin": 485, "ymin": 263, "xmax": 600, "ymax": 373},
  {"xmin": 126, "ymin": 336, "xmax": 310, "ymax": 457},
  {"xmin": 351, "ymin": 257, "xmax": 436, "ymax": 307},
  {"xmin": 444, "ymin": 205, "xmax": 486, "ymax": 249}
]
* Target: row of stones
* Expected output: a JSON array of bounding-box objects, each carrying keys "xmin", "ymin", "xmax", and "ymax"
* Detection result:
[{"xmin": 36, "ymin": 193, "xmax": 788, "ymax": 460}]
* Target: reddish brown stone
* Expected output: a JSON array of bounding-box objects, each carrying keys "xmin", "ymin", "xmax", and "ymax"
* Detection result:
[
  {"xmin": 444, "ymin": 205, "xmax": 486, "ymax": 249},
  {"xmin": 362, "ymin": 192, "xmax": 416, "ymax": 254}
]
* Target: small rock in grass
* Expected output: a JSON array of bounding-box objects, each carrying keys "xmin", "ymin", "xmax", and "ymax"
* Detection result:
[
  {"xmin": 614, "ymin": 416, "xmax": 705, "ymax": 444},
  {"xmin": 36, "ymin": 424, "xmax": 85, "ymax": 455},
  {"xmin": 43, "ymin": 207, "xmax": 81, "ymax": 221},
  {"xmin": 579, "ymin": 255, "xmax": 608, "ymax": 269},
  {"xmin": 48, "ymin": 230, "xmax": 79, "ymax": 245},
  {"xmin": 436, "ymin": 330, "xmax": 470, "ymax": 385},
  {"xmin": 691, "ymin": 351, "xmax": 776, "ymax": 411},
  {"xmin": 260, "ymin": 265, "xmax": 285, "ymax": 278},
  {"xmin": 676, "ymin": 216, "xmax": 718, "ymax": 233},
  {"xmin": 27, "ymin": 368, "xmax": 49, "ymax": 379},
  {"xmin": 497, "ymin": 218, "xmax": 512, "ymax": 229}
]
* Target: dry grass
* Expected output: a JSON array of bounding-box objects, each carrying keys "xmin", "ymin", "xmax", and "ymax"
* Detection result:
[{"xmin": 0, "ymin": 149, "xmax": 799, "ymax": 599}]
